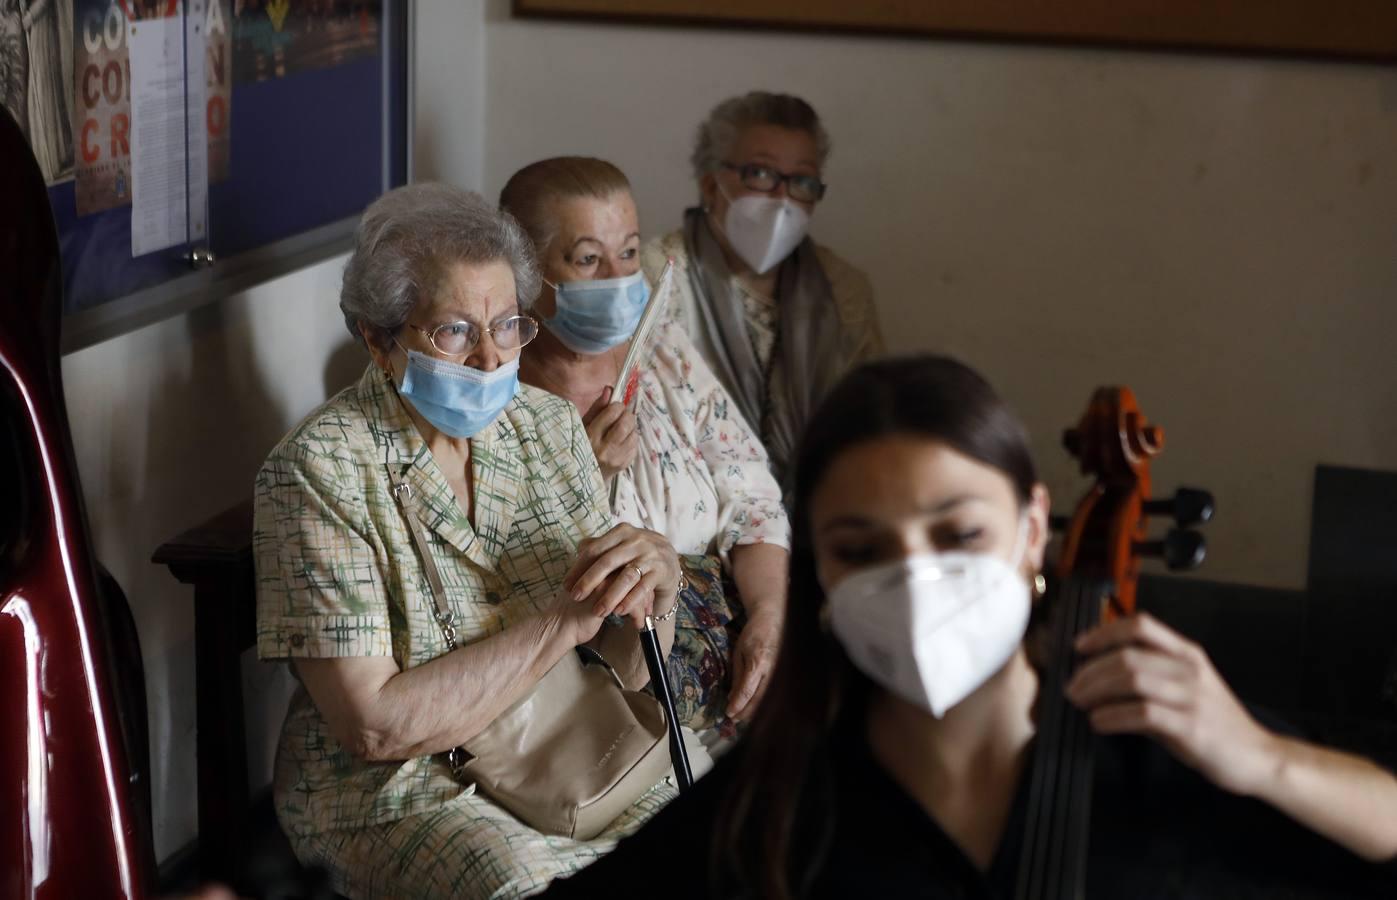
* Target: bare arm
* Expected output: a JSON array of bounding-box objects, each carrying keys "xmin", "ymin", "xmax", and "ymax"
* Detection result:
[
  {"xmin": 1069, "ymin": 613, "xmax": 1397, "ymax": 862},
  {"xmin": 731, "ymin": 542, "xmax": 788, "ymax": 623},
  {"xmin": 726, "ymin": 542, "xmax": 789, "ymax": 720},
  {"xmin": 295, "ymin": 522, "xmax": 680, "ymax": 762},
  {"xmin": 295, "ymin": 606, "xmax": 580, "ymax": 763},
  {"xmin": 1250, "ymin": 731, "xmax": 1397, "ymax": 862}
]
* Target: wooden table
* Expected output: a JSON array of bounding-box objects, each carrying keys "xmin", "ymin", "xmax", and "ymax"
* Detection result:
[{"xmin": 152, "ymin": 499, "xmax": 256, "ymax": 887}]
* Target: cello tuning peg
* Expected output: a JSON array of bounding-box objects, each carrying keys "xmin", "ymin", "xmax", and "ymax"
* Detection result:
[
  {"xmin": 1142, "ymin": 487, "xmax": 1215, "ymax": 527},
  {"xmin": 1136, "ymin": 528, "xmax": 1207, "ymax": 571}
]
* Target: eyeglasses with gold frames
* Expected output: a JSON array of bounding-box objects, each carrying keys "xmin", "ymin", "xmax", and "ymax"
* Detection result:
[{"xmin": 403, "ymin": 314, "xmax": 539, "ymax": 358}]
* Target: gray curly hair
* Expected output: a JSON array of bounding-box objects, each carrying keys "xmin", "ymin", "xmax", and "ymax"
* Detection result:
[
  {"xmin": 339, "ymin": 183, "xmax": 542, "ymax": 345},
  {"xmin": 689, "ymin": 91, "xmax": 832, "ymax": 189}
]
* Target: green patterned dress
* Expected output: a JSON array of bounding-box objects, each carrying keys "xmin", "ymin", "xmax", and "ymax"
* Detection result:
[{"xmin": 254, "ymin": 367, "xmax": 676, "ymax": 899}]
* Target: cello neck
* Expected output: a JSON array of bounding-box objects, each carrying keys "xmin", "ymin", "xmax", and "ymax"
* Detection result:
[{"xmin": 1014, "ymin": 576, "xmax": 1106, "ymax": 900}]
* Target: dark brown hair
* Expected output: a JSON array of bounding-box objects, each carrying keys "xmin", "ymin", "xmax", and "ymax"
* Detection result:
[{"xmin": 714, "ymin": 354, "xmax": 1038, "ymax": 899}]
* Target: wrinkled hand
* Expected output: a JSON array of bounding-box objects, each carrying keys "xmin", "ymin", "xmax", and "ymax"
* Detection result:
[
  {"xmin": 583, "ymin": 387, "xmax": 639, "ymax": 482},
  {"xmin": 1066, "ymin": 612, "xmax": 1278, "ymax": 796},
  {"xmin": 727, "ymin": 608, "xmax": 782, "ymax": 720},
  {"xmin": 562, "ymin": 524, "xmax": 680, "ymax": 633},
  {"xmin": 548, "ymin": 582, "xmax": 609, "ymax": 646}
]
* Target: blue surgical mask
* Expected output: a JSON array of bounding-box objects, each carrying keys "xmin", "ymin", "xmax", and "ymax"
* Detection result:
[
  {"xmin": 544, "ymin": 270, "xmax": 650, "ymax": 355},
  {"xmin": 396, "ymin": 349, "xmax": 520, "ymax": 438}
]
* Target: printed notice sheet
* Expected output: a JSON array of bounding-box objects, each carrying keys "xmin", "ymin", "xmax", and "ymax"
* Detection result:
[
  {"xmin": 186, "ymin": 0, "xmax": 209, "ymax": 242},
  {"xmin": 128, "ymin": 7, "xmax": 208, "ymax": 256}
]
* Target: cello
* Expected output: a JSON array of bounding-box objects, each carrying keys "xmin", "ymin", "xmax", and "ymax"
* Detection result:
[
  {"xmin": 1, "ymin": 108, "xmax": 154, "ymax": 895},
  {"xmin": 1015, "ymin": 387, "xmax": 1214, "ymax": 899}
]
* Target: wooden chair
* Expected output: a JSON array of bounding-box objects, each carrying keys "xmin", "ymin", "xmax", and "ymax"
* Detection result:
[{"xmin": 153, "ymin": 500, "xmax": 259, "ymax": 888}]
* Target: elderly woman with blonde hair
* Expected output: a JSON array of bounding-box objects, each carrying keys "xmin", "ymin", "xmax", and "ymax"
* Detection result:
[{"xmin": 255, "ymin": 182, "xmax": 687, "ymax": 898}]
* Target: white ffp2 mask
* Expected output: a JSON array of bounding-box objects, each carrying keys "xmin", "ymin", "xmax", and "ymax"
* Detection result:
[
  {"xmin": 825, "ymin": 528, "xmax": 1031, "ymax": 718},
  {"xmin": 720, "ymin": 194, "xmax": 811, "ymax": 274}
]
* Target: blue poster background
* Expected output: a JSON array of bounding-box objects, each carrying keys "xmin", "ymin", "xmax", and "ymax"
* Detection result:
[{"xmin": 51, "ymin": 8, "xmax": 388, "ymax": 315}]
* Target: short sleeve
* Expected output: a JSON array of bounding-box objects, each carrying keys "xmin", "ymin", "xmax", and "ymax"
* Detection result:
[
  {"xmin": 662, "ymin": 326, "xmax": 791, "ymax": 559},
  {"xmin": 254, "ymin": 439, "xmax": 392, "ymax": 660}
]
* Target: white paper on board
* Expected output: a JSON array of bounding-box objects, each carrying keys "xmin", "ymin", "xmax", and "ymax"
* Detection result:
[
  {"xmin": 185, "ymin": 0, "xmax": 209, "ymax": 242},
  {"xmin": 128, "ymin": 5, "xmax": 209, "ymax": 256}
]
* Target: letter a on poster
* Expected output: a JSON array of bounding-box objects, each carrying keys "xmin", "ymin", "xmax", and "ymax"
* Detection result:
[{"xmin": 127, "ymin": 2, "xmax": 208, "ymax": 257}]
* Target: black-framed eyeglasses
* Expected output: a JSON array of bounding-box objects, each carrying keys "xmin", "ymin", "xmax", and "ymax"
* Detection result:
[
  {"xmin": 404, "ymin": 314, "xmax": 539, "ymax": 357},
  {"xmin": 721, "ymin": 162, "xmax": 827, "ymax": 203}
]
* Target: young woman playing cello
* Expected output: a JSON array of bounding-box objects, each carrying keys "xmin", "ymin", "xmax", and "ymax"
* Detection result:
[{"xmin": 547, "ymin": 355, "xmax": 1397, "ymax": 899}]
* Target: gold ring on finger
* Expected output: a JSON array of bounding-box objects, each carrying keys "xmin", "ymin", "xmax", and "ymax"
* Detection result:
[{"xmin": 627, "ymin": 563, "xmax": 646, "ymax": 580}]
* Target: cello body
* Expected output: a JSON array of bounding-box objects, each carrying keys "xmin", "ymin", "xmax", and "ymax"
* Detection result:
[{"xmin": 1, "ymin": 108, "xmax": 150, "ymax": 896}]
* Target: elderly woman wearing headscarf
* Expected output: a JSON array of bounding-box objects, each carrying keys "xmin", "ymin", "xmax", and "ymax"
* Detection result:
[
  {"xmin": 641, "ymin": 91, "xmax": 884, "ymax": 489},
  {"xmin": 254, "ymin": 183, "xmax": 684, "ymax": 899}
]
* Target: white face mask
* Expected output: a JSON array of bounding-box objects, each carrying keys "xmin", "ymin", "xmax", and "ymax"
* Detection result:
[
  {"xmin": 719, "ymin": 193, "xmax": 811, "ymax": 275},
  {"xmin": 825, "ymin": 520, "xmax": 1031, "ymax": 718}
]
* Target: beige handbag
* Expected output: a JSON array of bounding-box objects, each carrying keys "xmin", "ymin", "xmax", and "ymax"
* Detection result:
[{"xmin": 391, "ymin": 477, "xmax": 673, "ymax": 841}]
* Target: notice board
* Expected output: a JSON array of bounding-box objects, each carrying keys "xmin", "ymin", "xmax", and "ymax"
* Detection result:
[{"xmin": 3, "ymin": 0, "xmax": 410, "ymax": 351}]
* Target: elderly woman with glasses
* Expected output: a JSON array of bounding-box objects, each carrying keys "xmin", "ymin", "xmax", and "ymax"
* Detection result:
[
  {"xmin": 641, "ymin": 91, "xmax": 884, "ymax": 490},
  {"xmin": 254, "ymin": 183, "xmax": 685, "ymax": 899}
]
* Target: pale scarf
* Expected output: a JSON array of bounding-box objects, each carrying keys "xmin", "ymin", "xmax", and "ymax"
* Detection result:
[{"xmin": 681, "ymin": 207, "xmax": 857, "ymax": 492}]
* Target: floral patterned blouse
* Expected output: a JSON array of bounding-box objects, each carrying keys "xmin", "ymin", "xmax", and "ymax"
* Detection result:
[{"xmin": 612, "ymin": 321, "xmax": 791, "ymax": 560}]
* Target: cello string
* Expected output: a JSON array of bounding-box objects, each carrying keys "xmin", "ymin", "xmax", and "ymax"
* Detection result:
[
  {"xmin": 1049, "ymin": 576, "xmax": 1087, "ymax": 900},
  {"xmin": 1015, "ymin": 578, "xmax": 1055, "ymax": 899},
  {"xmin": 1021, "ymin": 575, "xmax": 1073, "ymax": 898},
  {"xmin": 1043, "ymin": 578, "xmax": 1089, "ymax": 898},
  {"xmin": 1062, "ymin": 579, "xmax": 1103, "ymax": 899}
]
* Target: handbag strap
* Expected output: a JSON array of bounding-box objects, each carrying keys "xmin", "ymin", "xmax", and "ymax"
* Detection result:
[
  {"xmin": 390, "ymin": 473, "xmax": 458, "ymax": 650},
  {"xmin": 389, "ymin": 470, "xmax": 471, "ymax": 771}
]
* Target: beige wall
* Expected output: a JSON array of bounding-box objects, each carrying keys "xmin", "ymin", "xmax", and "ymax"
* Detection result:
[{"xmin": 482, "ymin": 1, "xmax": 1397, "ymax": 590}]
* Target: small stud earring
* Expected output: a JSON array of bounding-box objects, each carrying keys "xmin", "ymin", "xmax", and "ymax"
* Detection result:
[{"xmin": 1033, "ymin": 573, "xmax": 1048, "ymax": 598}]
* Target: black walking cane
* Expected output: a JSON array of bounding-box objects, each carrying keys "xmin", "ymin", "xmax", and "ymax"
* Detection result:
[{"xmin": 639, "ymin": 615, "xmax": 694, "ymax": 792}]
